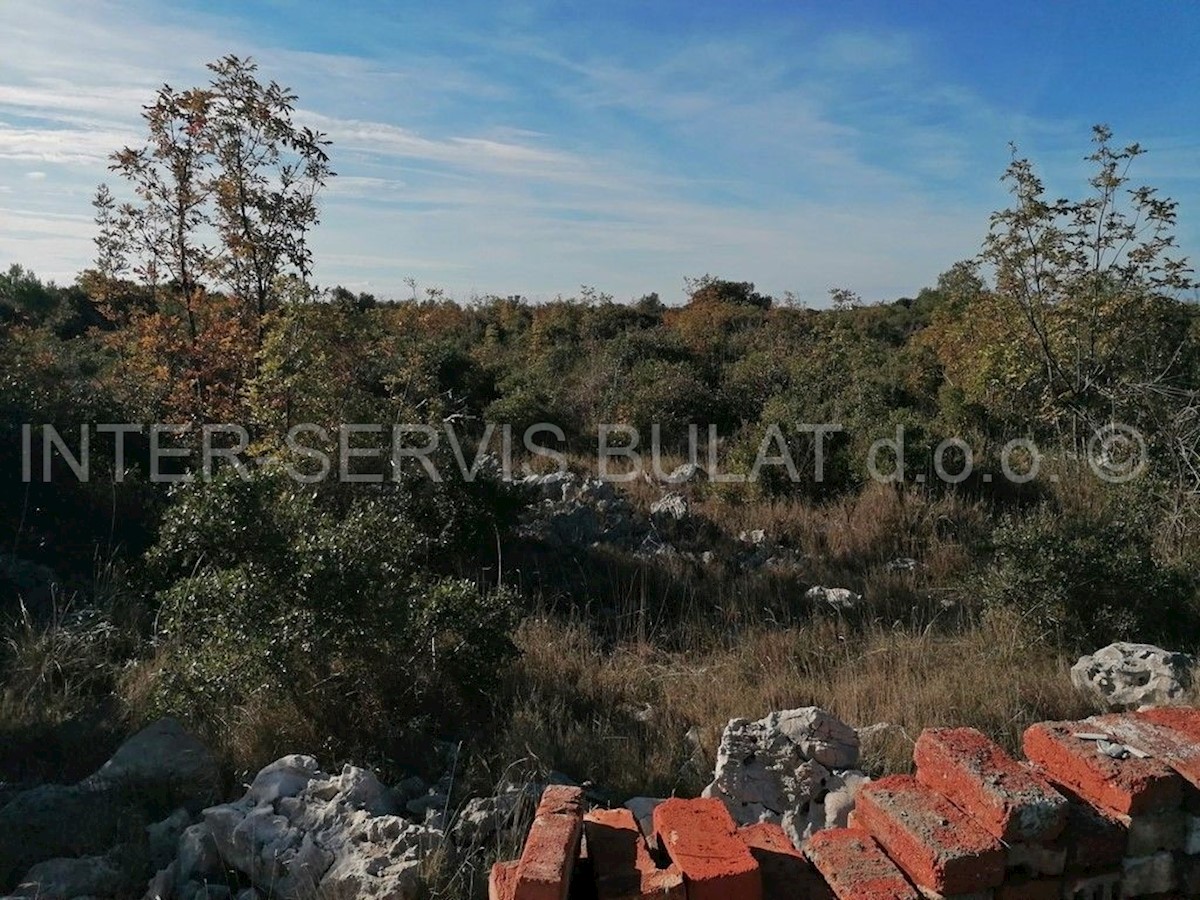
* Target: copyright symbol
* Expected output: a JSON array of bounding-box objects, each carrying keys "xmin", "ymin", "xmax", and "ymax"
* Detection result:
[{"xmin": 1087, "ymin": 424, "xmax": 1147, "ymax": 483}]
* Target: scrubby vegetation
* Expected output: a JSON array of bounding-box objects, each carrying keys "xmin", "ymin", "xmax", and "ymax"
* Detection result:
[{"xmin": 3, "ymin": 61, "xmax": 1200, "ymax": 885}]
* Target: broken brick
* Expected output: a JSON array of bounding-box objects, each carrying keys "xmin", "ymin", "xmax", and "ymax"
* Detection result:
[
  {"xmin": 490, "ymin": 860, "xmax": 520, "ymax": 900},
  {"xmin": 1092, "ymin": 713, "xmax": 1200, "ymax": 809},
  {"xmin": 854, "ymin": 775, "xmax": 1006, "ymax": 895},
  {"xmin": 1022, "ymin": 721, "xmax": 1183, "ymax": 816},
  {"xmin": 652, "ymin": 797, "xmax": 761, "ymax": 900},
  {"xmin": 515, "ymin": 786, "xmax": 584, "ymax": 900},
  {"xmin": 804, "ymin": 828, "xmax": 919, "ymax": 900},
  {"xmin": 537, "ymin": 785, "xmax": 584, "ymax": 817},
  {"xmin": 1138, "ymin": 706, "xmax": 1200, "ymax": 742},
  {"xmin": 914, "ymin": 726, "xmax": 1068, "ymax": 842},
  {"xmin": 583, "ymin": 808, "xmax": 683, "ymax": 900}
]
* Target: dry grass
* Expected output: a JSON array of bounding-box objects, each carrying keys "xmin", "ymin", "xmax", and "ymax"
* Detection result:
[
  {"xmin": 489, "ymin": 607, "xmax": 1102, "ymax": 802},
  {"xmin": 473, "ymin": 472, "xmax": 1110, "ymax": 802}
]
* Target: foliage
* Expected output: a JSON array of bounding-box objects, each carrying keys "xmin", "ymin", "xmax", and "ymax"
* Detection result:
[
  {"xmin": 144, "ymin": 471, "xmax": 522, "ymax": 756},
  {"xmin": 5, "ymin": 119, "xmax": 1200, "ymax": 802},
  {"xmin": 980, "ymin": 492, "xmax": 1198, "ymax": 648},
  {"xmin": 982, "ymin": 125, "xmax": 1198, "ymax": 438},
  {"xmin": 95, "ymin": 55, "xmax": 332, "ymax": 348}
]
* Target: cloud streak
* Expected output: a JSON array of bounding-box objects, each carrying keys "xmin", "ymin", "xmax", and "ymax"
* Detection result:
[{"xmin": 1, "ymin": 0, "xmax": 1194, "ymax": 303}]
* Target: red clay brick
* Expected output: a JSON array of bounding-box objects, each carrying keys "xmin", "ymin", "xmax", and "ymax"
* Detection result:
[
  {"xmin": 914, "ymin": 727, "xmax": 1069, "ymax": 842},
  {"xmin": 736, "ymin": 823, "xmax": 832, "ymax": 900},
  {"xmin": 515, "ymin": 787, "xmax": 584, "ymax": 900},
  {"xmin": 1139, "ymin": 707, "xmax": 1200, "ymax": 742},
  {"xmin": 490, "ymin": 860, "xmax": 520, "ymax": 900},
  {"xmin": 854, "ymin": 774, "xmax": 1006, "ymax": 895},
  {"xmin": 1022, "ymin": 721, "xmax": 1183, "ymax": 816},
  {"xmin": 995, "ymin": 876, "xmax": 1063, "ymax": 900},
  {"xmin": 537, "ymin": 785, "xmax": 584, "ymax": 817},
  {"xmin": 1093, "ymin": 714, "xmax": 1200, "ymax": 798},
  {"xmin": 653, "ymin": 798, "xmax": 761, "ymax": 900},
  {"xmin": 583, "ymin": 808, "xmax": 684, "ymax": 900},
  {"xmin": 803, "ymin": 828, "xmax": 919, "ymax": 900},
  {"xmin": 1022, "ymin": 764, "xmax": 1129, "ymax": 872}
]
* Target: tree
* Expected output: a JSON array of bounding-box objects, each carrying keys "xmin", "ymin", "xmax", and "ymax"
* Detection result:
[
  {"xmin": 684, "ymin": 275, "xmax": 772, "ymax": 310},
  {"xmin": 982, "ymin": 125, "xmax": 1196, "ymax": 436},
  {"xmin": 94, "ymin": 56, "xmax": 332, "ymax": 347},
  {"xmin": 104, "ymin": 82, "xmax": 215, "ymax": 342},
  {"xmin": 205, "ymin": 56, "xmax": 333, "ymax": 334}
]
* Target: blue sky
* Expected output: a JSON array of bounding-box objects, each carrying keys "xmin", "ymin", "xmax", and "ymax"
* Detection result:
[{"xmin": 1, "ymin": 1, "xmax": 1197, "ymax": 305}]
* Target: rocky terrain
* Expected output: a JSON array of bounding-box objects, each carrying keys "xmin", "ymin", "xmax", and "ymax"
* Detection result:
[{"xmin": 0, "ymin": 641, "xmax": 1191, "ymax": 899}]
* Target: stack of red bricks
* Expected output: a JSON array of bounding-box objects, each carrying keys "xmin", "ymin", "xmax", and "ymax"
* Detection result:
[{"xmin": 489, "ymin": 707, "xmax": 1200, "ymax": 899}]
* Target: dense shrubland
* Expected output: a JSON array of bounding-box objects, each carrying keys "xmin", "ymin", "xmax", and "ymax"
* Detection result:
[{"xmin": 2, "ymin": 60, "xmax": 1199, "ymax": 816}]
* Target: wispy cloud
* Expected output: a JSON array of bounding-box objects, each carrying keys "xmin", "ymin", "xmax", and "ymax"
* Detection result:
[{"xmin": 1, "ymin": 0, "xmax": 1194, "ymax": 302}]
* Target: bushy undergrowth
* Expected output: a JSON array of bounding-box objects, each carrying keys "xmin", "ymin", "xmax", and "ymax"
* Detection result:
[
  {"xmin": 128, "ymin": 470, "xmax": 523, "ymax": 770},
  {"xmin": 980, "ymin": 490, "xmax": 1199, "ymax": 649}
]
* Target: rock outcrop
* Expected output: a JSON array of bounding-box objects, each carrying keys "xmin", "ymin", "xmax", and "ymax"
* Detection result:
[
  {"xmin": 0, "ymin": 718, "xmax": 218, "ymax": 897},
  {"xmin": 1071, "ymin": 641, "xmax": 1194, "ymax": 710},
  {"xmin": 158, "ymin": 756, "xmax": 439, "ymax": 900},
  {"xmin": 803, "ymin": 586, "xmax": 862, "ymax": 612},
  {"xmin": 701, "ymin": 707, "xmax": 868, "ymax": 845}
]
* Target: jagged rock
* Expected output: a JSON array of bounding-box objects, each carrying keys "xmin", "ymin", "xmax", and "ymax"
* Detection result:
[
  {"xmin": 521, "ymin": 470, "xmax": 576, "ymax": 501},
  {"xmin": 703, "ymin": 707, "xmax": 861, "ymax": 846},
  {"xmin": 449, "ymin": 793, "xmax": 525, "ymax": 847},
  {"xmin": 739, "ymin": 529, "xmax": 768, "ymax": 546},
  {"xmin": 194, "ymin": 758, "xmax": 439, "ymax": 900},
  {"xmin": 244, "ymin": 755, "xmax": 321, "ymax": 807},
  {"xmin": 142, "ymin": 859, "xmax": 176, "ymax": 900},
  {"xmin": 147, "ymin": 809, "xmax": 192, "ymax": 871},
  {"xmin": 884, "ymin": 557, "xmax": 919, "ymax": 572},
  {"xmin": 13, "ymin": 852, "xmax": 125, "ymax": 899},
  {"xmin": 664, "ymin": 462, "xmax": 705, "ymax": 484},
  {"xmin": 323, "ymin": 765, "xmax": 396, "ymax": 816},
  {"xmin": 0, "ymin": 783, "xmax": 146, "ymax": 890},
  {"xmin": 317, "ymin": 853, "xmax": 422, "ymax": 900},
  {"xmin": 804, "ymin": 585, "xmax": 861, "ymax": 612},
  {"xmin": 518, "ymin": 472, "xmax": 644, "ymax": 549},
  {"xmin": 802, "ymin": 770, "xmax": 871, "ymax": 838},
  {"xmin": 175, "ymin": 823, "xmax": 223, "ymax": 886},
  {"xmin": 1071, "ymin": 642, "xmax": 1194, "ymax": 710},
  {"xmin": 83, "ymin": 718, "xmax": 219, "ymax": 810},
  {"xmin": 1, "ymin": 717, "xmax": 216, "ymax": 892},
  {"xmin": 650, "ymin": 492, "xmax": 689, "ymax": 522}
]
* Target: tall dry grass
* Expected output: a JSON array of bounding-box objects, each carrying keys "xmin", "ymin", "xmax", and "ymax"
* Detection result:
[{"xmin": 492, "ymin": 608, "xmax": 1102, "ymax": 803}]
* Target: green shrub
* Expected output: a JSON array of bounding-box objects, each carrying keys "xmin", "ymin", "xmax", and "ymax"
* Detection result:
[
  {"xmin": 143, "ymin": 470, "xmax": 522, "ymax": 764},
  {"xmin": 980, "ymin": 502, "xmax": 1198, "ymax": 649}
]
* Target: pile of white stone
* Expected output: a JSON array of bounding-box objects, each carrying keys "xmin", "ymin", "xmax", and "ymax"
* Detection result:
[
  {"xmin": 143, "ymin": 755, "xmax": 442, "ymax": 900},
  {"xmin": 616, "ymin": 707, "xmax": 872, "ymax": 852}
]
